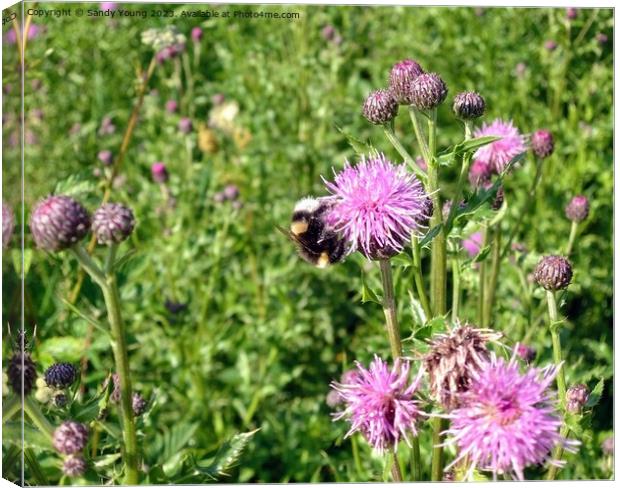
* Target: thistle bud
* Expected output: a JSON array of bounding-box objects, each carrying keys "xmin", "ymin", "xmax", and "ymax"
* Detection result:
[
  {"xmin": 165, "ymin": 100, "xmax": 178, "ymax": 113},
  {"xmin": 566, "ymin": 8, "xmax": 577, "ymax": 20},
  {"xmin": 468, "ymin": 160, "xmax": 492, "ymax": 187},
  {"xmin": 98, "ymin": 150, "xmax": 113, "ymax": 166},
  {"xmin": 515, "ymin": 343, "xmax": 536, "ymax": 363},
  {"xmin": 151, "ymin": 162, "xmax": 169, "ymax": 184},
  {"xmin": 191, "ymin": 26, "xmax": 203, "ymax": 43},
  {"xmin": 566, "ymin": 384, "xmax": 589, "ymax": 413},
  {"xmin": 29, "ymin": 196, "xmax": 91, "ymax": 252},
  {"xmin": 565, "ymin": 195, "xmax": 589, "ymax": 222},
  {"xmin": 132, "ymin": 392, "xmax": 147, "ymax": 416},
  {"xmin": 223, "ymin": 184, "xmax": 240, "ymax": 201},
  {"xmin": 63, "ymin": 455, "xmax": 87, "ymax": 477},
  {"xmin": 388, "ymin": 59, "xmax": 424, "ymax": 105},
  {"xmin": 409, "ymin": 73, "xmax": 448, "ymax": 110},
  {"xmin": 7, "ymin": 352, "xmax": 37, "ymax": 396},
  {"xmin": 453, "ymin": 91, "xmax": 485, "ymax": 120},
  {"xmin": 92, "ymin": 203, "xmax": 135, "ymax": 245},
  {"xmin": 534, "ymin": 255, "xmax": 573, "ymax": 291},
  {"xmin": 53, "ymin": 421, "xmax": 89, "ymax": 455},
  {"xmin": 178, "ymin": 117, "xmax": 193, "ymax": 134},
  {"xmin": 44, "ymin": 363, "xmax": 78, "ymax": 389},
  {"xmin": 545, "ymin": 40, "xmax": 558, "ymax": 51},
  {"xmin": 53, "ymin": 392, "xmax": 68, "ymax": 408},
  {"xmin": 2, "ymin": 201, "xmax": 15, "ymax": 249},
  {"xmin": 362, "ymin": 89, "xmax": 398, "ymax": 125},
  {"xmin": 531, "ymin": 129, "xmax": 554, "ymax": 159}
]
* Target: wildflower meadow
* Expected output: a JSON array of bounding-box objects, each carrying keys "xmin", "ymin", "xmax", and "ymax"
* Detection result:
[{"xmin": 1, "ymin": 2, "xmax": 614, "ymax": 485}]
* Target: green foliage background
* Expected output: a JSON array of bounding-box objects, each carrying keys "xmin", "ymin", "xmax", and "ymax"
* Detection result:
[{"xmin": 2, "ymin": 3, "xmax": 613, "ymax": 483}]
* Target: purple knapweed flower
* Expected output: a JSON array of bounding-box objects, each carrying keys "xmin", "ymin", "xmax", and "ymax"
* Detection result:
[
  {"xmin": 191, "ymin": 26, "xmax": 203, "ymax": 43},
  {"xmin": 98, "ymin": 150, "xmax": 113, "ymax": 166},
  {"xmin": 7, "ymin": 352, "xmax": 36, "ymax": 396},
  {"xmin": 468, "ymin": 159, "xmax": 492, "ymax": 187},
  {"xmin": 473, "ymin": 119, "xmax": 526, "ymax": 173},
  {"xmin": 178, "ymin": 117, "xmax": 193, "ymax": 134},
  {"xmin": 545, "ymin": 40, "xmax": 558, "ymax": 51},
  {"xmin": 443, "ymin": 352, "xmax": 572, "ymax": 480},
  {"xmin": 331, "ymin": 355, "xmax": 423, "ymax": 453},
  {"xmin": 462, "ymin": 232, "xmax": 483, "ymax": 257},
  {"xmin": 165, "ymin": 100, "xmax": 178, "ymax": 113},
  {"xmin": 151, "ymin": 162, "xmax": 169, "ymax": 184},
  {"xmin": 324, "ymin": 153, "xmax": 430, "ymax": 260}
]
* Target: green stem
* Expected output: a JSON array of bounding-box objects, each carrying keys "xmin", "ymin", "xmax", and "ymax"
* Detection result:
[
  {"xmin": 566, "ymin": 220, "xmax": 578, "ymax": 257},
  {"xmin": 482, "ymin": 225, "xmax": 502, "ymax": 328},
  {"xmin": 546, "ymin": 424, "xmax": 570, "ymax": 480},
  {"xmin": 378, "ymin": 259, "xmax": 402, "ymax": 361},
  {"xmin": 383, "ymin": 124, "xmax": 427, "ymax": 181},
  {"xmin": 408, "ymin": 107, "xmax": 431, "ymax": 163},
  {"xmin": 24, "ymin": 396, "xmax": 54, "ymax": 441},
  {"xmin": 101, "ymin": 271, "xmax": 139, "ymax": 484},
  {"xmin": 477, "ymin": 227, "xmax": 489, "ymax": 324},
  {"xmin": 430, "ymin": 417, "xmax": 446, "ymax": 481},
  {"xmin": 502, "ymin": 158, "xmax": 543, "ymax": 258},
  {"xmin": 391, "ymin": 455, "xmax": 403, "ymax": 482},
  {"xmin": 546, "ymin": 291, "xmax": 567, "ymax": 402},
  {"xmin": 445, "ymin": 121, "xmax": 473, "ymax": 233},
  {"xmin": 411, "ymin": 236, "xmax": 432, "ymax": 321},
  {"xmin": 70, "ymin": 246, "xmax": 106, "ymax": 288},
  {"xmin": 410, "ymin": 436, "xmax": 422, "ymax": 480},
  {"xmin": 451, "ymin": 256, "xmax": 460, "ymax": 323},
  {"xmin": 351, "ymin": 436, "xmax": 363, "ymax": 479}
]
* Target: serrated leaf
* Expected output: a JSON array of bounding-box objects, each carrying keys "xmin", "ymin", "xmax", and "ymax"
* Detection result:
[
  {"xmin": 408, "ymin": 290, "xmax": 426, "ymax": 327},
  {"xmin": 459, "ymin": 135, "xmax": 501, "ymax": 154},
  {"xmin": 191, "ymin": 429, "xmax": 259, "ymax": 480},
  {"xmin": 53, "ymin": 174, "xmax": 95, "ymax": 198},
  {"xmin": 419, "ymin": 224, "xmax": 443, "ymax": 248},
  {"xmin": 585, "ymin": 378, "xmax": 604, "ymax": 408},
  {"xmin": 163, "ymin": 422, "xmax": 199, "ymax": 462},
  {"xmin": 473, "ymin": 245, "xmax": 491, "ymax": 263},
  {"xmin": 336, "ymin": 126, "xmax": 375, "ymax": 155},
  {"xmin": 413, "ymin": 324, "xmax": 433, "ymax": 341}
]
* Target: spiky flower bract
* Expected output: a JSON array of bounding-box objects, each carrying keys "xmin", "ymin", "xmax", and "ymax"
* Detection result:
[
  {"xmin": 531, "ymin": 129, "xmax": 554, "ymax": 159},
  {"xmin": 566, "ymin": 384, "xmax": 589, "ymax": 414},
  {"xmin": 389, "ymin": 59, "xmax": 424, "ymax": 105},
  {"xmin": 132, "ymin": 392, "xmax": 147, "ymax": 416},
  {"xmin": 362, "ymin": 89, "xmax": 398, "ymax": 125},
  {"xmin": 44, "ymin": 363, "xmax": 78, "ymax": 389},
  {"xmin": 92, "ymin": 203, "xmax": 135, "ymax": 245},
  {"xmin": 453, "ymin": 91, "xmax": 485, "ymax": 120},
  {"xmin": 425, "ymin": 325, "xmax": 501, "ymax": 409},
  {"xmin": 443, "ymin": 353, "xmax": 568, "ymax": 480},
  {"xmin": 63, "ymin": 455, "xmax": 87, "ymax": 477},
  {"xmin": 473, "ymin": 119, "xmax": 526, "ymax": 173},
  {"xmin": 53, "ymin": 421, "xmax": 89, "ymax": 455},
  {"xmin": 324, "ymin": 153, "xmax": 429, "ymax": 260},
  {"xmin": 565, "ymin": 195, "xmax": 589, "ymax": 222},
  {"xmin": 7, "ymin": 352, "xmax": 37, "ymax": 396},
  {"xmin": 331, "ymin": 355, "xmax": 423, "ymax": 453},
  {"xmin": 534, "ymin": 255, "xmax": 573, "ymax": 291},
  {"xmin": 29, "ymin": 195, "xmax": 91, "ymax": 251},
  {"xmin": 409, "ymin": 72, "xmax": 448, "ymax": 110}
]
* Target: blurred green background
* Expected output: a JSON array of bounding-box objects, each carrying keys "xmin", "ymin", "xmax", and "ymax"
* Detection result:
[{"xmin": 2, "ymin": 3, "xmax": 613, "ymax": 483}]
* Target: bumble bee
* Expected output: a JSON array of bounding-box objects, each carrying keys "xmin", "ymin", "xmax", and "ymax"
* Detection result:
[{"xmin": 278, "ymin": 197, "xmax": 349, "ymax": 268}]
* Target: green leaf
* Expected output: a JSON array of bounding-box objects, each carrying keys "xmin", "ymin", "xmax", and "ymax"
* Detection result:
[
  {"xmin": 419, "ymin": 224, "xmax": 443, "ymax": 248},
  {"xmin": 60, "ymin": 297, "xmax": 109, "ymax": 336},
  {"xmin": 163, "ymin": 422, "xmax": 199, "ymax": 462},
  {"xmin": 4, "ymin": 422, "xmax": 53, "ymax": 451},
  {"xmin": 473, "ymin": 245, "xmax": 491, "ymax": 263},
  {"xmin": 93, "ymin": 453, "xmax": 122, "ymax": 469},
  {"xmin": 336, "ymin": 126, "xmax": 375, "ymax": 155},
  {"xmin": 459, "ymin": 135, "xmax": 501, "ymax": 154},
  {"xmin": 191, "ymin": 429, "xmax": 260, "ymax": 480},
  {"xmin": 11, "ymin": 249, "xmax": 33, "ymax": 276},
  {"xmin": 413, "ymin": 324, "xmax": 433, "ymax": 341},
  {"xmin": 360, "ymin": 272, "xmax": 382, "ymax": 305},
  {"xmin": 38, "ymin": 336, "xmax": 85, "ymax": 363},
  {"xmin": 585, "ymin": 378, "xmax": 604, "ymax": 408},
  {"xmin": 408, "ymin": 290, "xmax": 426, "ymax": 327},
  {"xmin": 391, "ymin": 252, "xmax": 413, "ymax": 268},
  {"xmin": 54, "ymin": 174, "xmax": 95, "ymax": 198}
]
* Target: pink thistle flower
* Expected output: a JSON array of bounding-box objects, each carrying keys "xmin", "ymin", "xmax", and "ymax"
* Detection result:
[
  {"xmin": 331, "ymin": 356, "xmax": 423, "ymax": 453},
  {"xmin": 324, "ymin": 153, "xmax": 430, "ymax": 260},
  {"xmin": 443, "ymin": 352, "xmax": 575, "ymax": 480},
  {"xmin": 473, "ymin": 119, "xmax": 526, "ymax": 173},
  {"xmin": 462, "ymin": 232, "xmax": 483, "ymax": 257}
]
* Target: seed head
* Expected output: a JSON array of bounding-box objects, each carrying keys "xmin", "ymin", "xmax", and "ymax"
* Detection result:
[
  {"xmin": 3, "ymin": 201, "xmax": 15, "ymax": 248},
  {"xmin": 44, "ymin": 363, "xmax": 78, "ymax": 389},
  {"xmin": 453, "ymin": 91, "xmax": 485, "ymax": 120},
  {"xmin": 63, "ymin": 455, "xmax": 87, "ymax": 477},
  {"xmin": 388, "ymin": 59, "xmax": 424, "ymax": 105},
  {"xmin": 29, "ymin": 196, "xmax": 90, "ymax": 251},
  {"xmin": 424, "ymin": 325, "xmax": 501, "ymax": 410},
  {"xmin": 7, "ymin": 352, "xmax": 37, "ymax": 396},
  {"xmin": 362, "ymin": 89, "xmax": 398, "ymax": 125},
  {"xmin": 534, "ymin": 255, "xmax": 573, "ymax": 291},
  {"xmin": 409, "ymin": 73, "xmax": 448, "ymax": 110},
  {"xmin": 531, "ymin": 129, "xmax": 554, "ymax": 159},
  {"xmin": 151, "ymin": 162, "xmax": 169, "ymax": 184},
  {"xmin": 92, "ymin": 203, "xmax": 135, "ymax": 245},
  {"xmin": 53, "ymin": 421, "xmax": 89, "ymax": 455},
  {"xmin": 565, "ymin": 195, "xmax": 589, "ymax": 222}
]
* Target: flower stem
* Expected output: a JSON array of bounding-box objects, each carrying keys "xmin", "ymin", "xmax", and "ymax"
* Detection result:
[
  {"xmin": 482, "ymin": 225, "xmax": 502, "ymax": 328},
  {"xmin": 445, "ymin": 121, "xmax": 473, "ymax": 232},
  {"xmin": 546, "ymin": 424, "xmax": 570, "ymax": 480},
  {"xmin": 565, "ymin": 220, "xmax": 578, "ymax": 257},
  {"xmin": 378, "ymin": 259, "xmax": 402, "ymax": 361},
  {"xmin": 391, "ymin": 455, "xmax": 403, "ymax": 482},
  {"xmin": 477, "ymin": 227, "xmax": 489, "ymax": 324},
  {"xmin": 408, "ymin": 107, "xmax": 431, "ymax": 164},
  {"xmin": 383, "ymin": 124, "xmax": 427, "ymax": 181},
  {"xmin": 411, "ymin": 236, "xmax": 432, "ymax": 321},
  {"xmin": 451, "ymin": 255, "xmax": 460, "ymax": 323},
  {"xmin": 546, "ymin": 290, "xmax": 567, "ymax": 402},
  {"xmin": 101, "ymin": 269, "xmax": 139, "ymax": 484},
  {"xmin": 410, "ymin": 436, "xmax": 422, "ymax": 480},
  {"xmin": 430, "ymin": 417, "xmax": 446, "ymax": 481}
]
